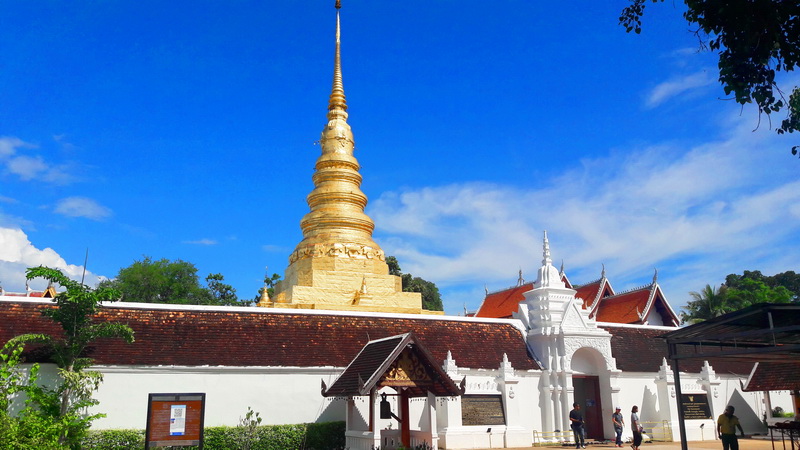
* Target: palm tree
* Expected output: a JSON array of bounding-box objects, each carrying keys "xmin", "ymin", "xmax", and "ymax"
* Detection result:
[{"xmin": 681, "ymin": 284, "xmax": 730, "ymax": 324}]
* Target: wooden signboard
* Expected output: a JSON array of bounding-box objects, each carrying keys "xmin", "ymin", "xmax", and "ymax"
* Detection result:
[
  {"xmin": 461, "ymin": 395, "xmax": 506, "ymax": 426},
  {"xmin": 680, "ymin": 393, "xmax": 712, "ymax": 420},
  {"xmin": 145, "ymin": 393, "xmax": 206, "ymax": 448}
]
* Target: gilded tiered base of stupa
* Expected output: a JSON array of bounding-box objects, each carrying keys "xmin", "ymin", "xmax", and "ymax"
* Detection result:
[{"xmin": 270, "ymin": 248, "xmax": 433, "ymax": 314}]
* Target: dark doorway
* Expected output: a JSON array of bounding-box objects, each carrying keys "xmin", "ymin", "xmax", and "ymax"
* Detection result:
[{"xmin": 573, "ymin": 376, "xmax": 604, "ymax": 440}]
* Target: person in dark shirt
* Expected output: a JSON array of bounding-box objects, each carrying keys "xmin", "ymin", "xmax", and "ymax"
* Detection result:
[{"xmin": 569, "ymin": 402, "xmax": 586, "ymax": 449}]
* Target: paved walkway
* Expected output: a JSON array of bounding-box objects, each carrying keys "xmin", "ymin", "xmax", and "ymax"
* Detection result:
[{"xmin": 493, "ymin": 437, "xmax": 780, "ymax": 450}]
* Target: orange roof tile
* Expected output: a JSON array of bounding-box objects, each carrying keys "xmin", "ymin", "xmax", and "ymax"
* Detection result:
[
  {"xmin": 475, "ymin": 282, "xmax": 534, "ymax": 318},
  {"xmin": 595, "ymin": 288, "xmax": 651, "ymax": 324}
]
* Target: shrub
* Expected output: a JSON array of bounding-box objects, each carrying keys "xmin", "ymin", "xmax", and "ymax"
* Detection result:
[
  {"xmin": 80, "ymin": 421, "xmax": 345, "ymax": 450},
  {"xmin": 81, "ymin": 429, "xmax": 144, "ymax": 449}
]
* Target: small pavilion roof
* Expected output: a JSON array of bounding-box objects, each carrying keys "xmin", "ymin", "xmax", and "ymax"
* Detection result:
[
  {"xmin": 322, "ymin": 333, "xmax": 462, "ymax": 397},
  {"xmin": 743, "ymin": 362, "xmax": 800, "ymax": 392}
]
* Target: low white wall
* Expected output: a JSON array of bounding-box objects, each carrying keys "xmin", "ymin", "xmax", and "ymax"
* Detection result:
[{"xmin": 90, "ymin": 365, "xmax": 346, "ymax": 429}]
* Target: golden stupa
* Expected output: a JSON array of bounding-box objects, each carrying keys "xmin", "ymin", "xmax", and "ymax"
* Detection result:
[{"xmin": 265, "ymin": 2, "xmax": 434, "ymax": 314}]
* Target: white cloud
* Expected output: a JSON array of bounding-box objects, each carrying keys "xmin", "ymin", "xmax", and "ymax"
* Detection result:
[
  {"xmin": 0, "ymin": 226, "xmax": 104, "ymax": 292},
  {"xmin": 645, "ymin": 71, "xmax": 715, "ymax": 108},
  {"xmin": 54, "ymin": 197, "xmax": 112, "ymax": 220},
  {"xmin": 7, "ymin": 155, "xmax": 48, "ymax": 180},
  {"xmin": 0, "ymin": 136, "xmax": 32, "ymax": 158},
  {"xmin": 0, "ymin": 136, "xmax": 81, "ymax": 185},
  {"xmin": 183, "ymin": 238, "xmax": 218, "ymax": 246},
  {"xmin": 370, "ymin": 110, "xmax": 800, "ymax": 314}
]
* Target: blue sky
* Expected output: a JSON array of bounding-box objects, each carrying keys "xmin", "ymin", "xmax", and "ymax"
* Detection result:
[{"xmin": 2, "ymin": 1, "xmax": 798, "ymax": 315}]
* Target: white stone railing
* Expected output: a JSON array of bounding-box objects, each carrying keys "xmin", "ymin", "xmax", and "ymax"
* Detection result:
[{"xmin": 345, "ymin": 430, "xmax": 377, "ymax": 450}]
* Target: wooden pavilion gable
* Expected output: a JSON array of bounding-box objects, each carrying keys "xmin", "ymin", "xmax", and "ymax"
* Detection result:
[{"xmin": 322, "ymin": 332, "xmax": 461, "ymax": 398}]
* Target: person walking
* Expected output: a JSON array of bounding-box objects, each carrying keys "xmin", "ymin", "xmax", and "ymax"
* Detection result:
[
  {"xmin": 717, "ymin": 405, "xmax": 745, "ymax": 450},
  {"xmin": 630, "ymin": 405, "xmax": 642, "ymax": 450},
  {"xmin": 569, "ymin": 402, "xmax": 586, "ymax": 449},
  {"xmin": 612, "ymin": 406, "xmax": 625, "ymax": 447}
]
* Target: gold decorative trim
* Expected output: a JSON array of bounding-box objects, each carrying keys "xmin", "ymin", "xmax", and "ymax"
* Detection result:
[{"xmin": 289, "ymin": 242, "xmax": 386, "ymax": 264}]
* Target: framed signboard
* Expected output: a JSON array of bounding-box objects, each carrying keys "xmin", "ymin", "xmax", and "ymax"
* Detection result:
[
  {"xmin": 680, "ymin": 393, "xmax": 712, "ymax": 420},
  {"xmin": 461, "ymin": 395, "xmax": 506, "ymax": 426},
  {"xmin": 145, "ymin": 393, "xmax": 206, "ymax": 448}
]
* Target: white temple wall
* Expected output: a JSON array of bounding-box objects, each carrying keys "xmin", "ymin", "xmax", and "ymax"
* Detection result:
[
  {"xmin": 89, "ymin": 365, "xmax": 346, "ymax": 429},
  {"xmin": 16, "ymin": 361, "xmax": 779, "ymax": 447}
]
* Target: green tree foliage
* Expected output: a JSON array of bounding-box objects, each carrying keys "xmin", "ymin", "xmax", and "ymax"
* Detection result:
[
  {"xmin": 725, "ymin": 278, "xmax": 793, "ymax": 308},
  {"xmin": 0, "ymin": 266, "xmax": 135, "ymax": 448},
  {"xmin": 682, "ymin": 270, "xmax": 797, "ymax": 323},
  {"xmin": 100, "ymin": 257, "xmax": 210, "ymax": 304},
  {"xmin": 620, "ymin": 0, "xmax": 800, "ymax": 156},
  {"xmin": 725, "ymin": 270, "xmax": 800, "ymax": 300},
  {"xmin": 682, "ymin": 284, "xmax": 730, "ymax": 323},
  {"xmin": 387, "ymin": 256, "xmax": 444, "ymax": 311},
  {"xmin": 386, "ymin": 256, "xmax": 402, "ymax": 276},
  {"xmin": 103, "ymin": 257, "xmax": 248, "ymax": 306},
  {"xmin": 205, "ymin": 273, "xmax": 239, "ymax": 306}
]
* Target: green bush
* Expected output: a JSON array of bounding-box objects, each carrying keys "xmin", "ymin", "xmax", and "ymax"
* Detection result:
[
  {"xmin": 81, "ymin": 429, "xmax": 144, "ymax": 449},
  {"xmin": 80, "ymin": 421, "xmax": 345, "ymax": 450}
]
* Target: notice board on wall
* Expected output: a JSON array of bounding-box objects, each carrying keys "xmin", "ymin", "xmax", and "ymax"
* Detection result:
[
  {"xmin": 680, "ymin": 393, "xmax": 712, "ymax": 420},
  {"xmin": 461, "ymin": 395, "xmax": 506, "ymax": 426},
  {"xmin": 145, "ymin": 393, "xmax": 206, "ymax": 448}
]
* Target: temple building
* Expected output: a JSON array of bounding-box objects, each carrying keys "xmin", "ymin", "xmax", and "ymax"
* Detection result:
[{"xmin": 1, "ymin": 3, "xmax": 794, "ymax": 450}]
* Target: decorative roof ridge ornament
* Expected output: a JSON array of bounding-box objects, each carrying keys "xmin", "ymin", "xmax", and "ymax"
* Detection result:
[
  {"xmin": 601, "ymin": 263, "xmax": 606, "ymax": 279},
  {"xmin": 542, "ymin": 230, "xmax": 552, "ymax": 266},
  {"xmin": 652, "ymin": 267, "xmax": 658, "ymax": 284},
  {"xmin": 534, "ymin": 230, "xmax": 566, "ymax": 289}
]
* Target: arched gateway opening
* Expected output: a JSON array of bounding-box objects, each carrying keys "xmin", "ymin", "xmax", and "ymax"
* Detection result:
[{"xmin": 571, "ymin": 347, "xmax": 607, "ymax": 440}]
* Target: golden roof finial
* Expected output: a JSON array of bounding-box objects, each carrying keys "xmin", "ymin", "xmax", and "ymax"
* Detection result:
[{"xmin": 328, "ymin": 1, "xmax": 347, "ymax": 119}]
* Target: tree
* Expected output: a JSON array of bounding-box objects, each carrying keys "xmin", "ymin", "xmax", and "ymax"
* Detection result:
[
  {"xmin": 205, "ymin": 273, "xmax": 238, "ymax": 306},
  {"xmin": 620, "ymin": 0, "xmax": 800, "ymax": 156},
  {"xmin": 102, "ymin": 257, "xmax": 249, "ymax": 306},
  {"xmin": 682, "ymin": 284, "xmax": 730, "ymax": 323},
  {"xmin": 100, "ymin": 257, "xmax": 210, "ymax": 304},
  {"xmin": 725, "ymin": 270, "xmax": 800, "ymax": 301},
  {"xmin": 386, "ymin": 256, "xmax": 402, "ymax": 276},
  {"xmin": 387, "ymin": 256, "xmax": 444, "ymax": 311},
  {"xmin": 402, "ymin": 274, "xmax": 444, "ymax": 312},
  {"xmin": 0, "ymin": 266, "xmax": 135, "ymax": 448},
  {"xmin": 724, "ymin": 278, "xmax": 793, "ymax": 309}
]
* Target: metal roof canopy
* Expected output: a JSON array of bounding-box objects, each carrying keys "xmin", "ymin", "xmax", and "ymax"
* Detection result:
[{"xmin": 659, "ymin": 303, "xmax": 800, "ymax": 450}]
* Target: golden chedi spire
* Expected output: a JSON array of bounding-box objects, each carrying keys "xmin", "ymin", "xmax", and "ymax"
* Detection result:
[{"xmin": 270, "ymin": 1, "xmax": 433, "ymax": 314}]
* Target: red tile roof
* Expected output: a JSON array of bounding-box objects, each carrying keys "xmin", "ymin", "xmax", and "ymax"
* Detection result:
[
  {"xmin": 595, "ymin": 288, "xmax": 651, "ymax": 324},
  {"xmin": 743, "ymin": 362, "xmax": 800, "ymax": 391},
  {"xmin": 0, "ymin": 300, "xmax": 540, "ymax": 371},
  {"xmin": 475, "ymin": 282, "xmax": 534, "ymax": 318},
  {"xmin": 595, "ymin": 284, "xmax": 679, "ymax": 326},
  {"xmin": 475, "ymin": 274, "xmax": 572, "ymax": 319},
  {"xmin": 604, "ymin": 325, "xmax": 755, "ymax": 374}
]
